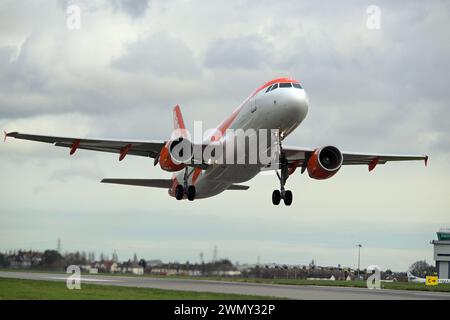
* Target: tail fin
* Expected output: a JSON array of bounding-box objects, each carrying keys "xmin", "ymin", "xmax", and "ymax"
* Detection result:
[
  {"xmin": 172, "ymin": 104, "xmax": 189, "ymax": 139},
  {"xmin": 173, "ymin": 104, "xmax": 186, "ymax": 130}
]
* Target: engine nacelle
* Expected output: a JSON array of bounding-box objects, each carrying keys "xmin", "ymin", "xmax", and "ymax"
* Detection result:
[
  {"xmin": 159, "ymin": 137, "xmax": 193, "ymax": 172},
  {"xmin": 307, "ymin": 146, "xmax": 343, "ymax": 180}
]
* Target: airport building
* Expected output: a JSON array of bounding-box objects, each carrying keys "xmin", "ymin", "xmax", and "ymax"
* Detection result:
[{"xmin": 431, "ymin": 228, "xmax": 450, "ymax": 279}]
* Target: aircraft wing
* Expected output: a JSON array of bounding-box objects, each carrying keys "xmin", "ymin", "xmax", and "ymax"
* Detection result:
[
  {"xmin": 4, "ymin": 131, "xmax": 165, "ymax": 160},
  {"xmin": 283, "ymin": 146, "xmax": 428, "ymax": 171}
]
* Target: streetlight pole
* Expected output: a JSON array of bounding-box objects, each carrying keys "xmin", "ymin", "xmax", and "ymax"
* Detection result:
[{"xmin": 356, "ymin": 244, "xmax": 362, "ymax": 279}]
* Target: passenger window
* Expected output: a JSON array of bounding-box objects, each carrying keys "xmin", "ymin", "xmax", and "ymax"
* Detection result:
[
  {"xmin": 265, "ymin": 85, "xmax": 273, "ymax": 93},
  {"xmin": 279, "ymin": 83, "xmax": 292, "ymax": 88},
  {"xmin": 270, "ymin": 83, "xmax": 278, "ymax": 91},
  {"xmin": 293, "ymin": 83, "xmax": 303, "ymax": 89}
]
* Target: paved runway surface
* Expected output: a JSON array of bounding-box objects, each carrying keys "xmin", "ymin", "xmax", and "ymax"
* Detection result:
[{"xmin": 2, "ymin": 271, "xmax": 450, "ymax": 300}]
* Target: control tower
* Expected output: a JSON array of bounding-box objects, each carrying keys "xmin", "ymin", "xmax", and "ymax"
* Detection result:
[{"xmin": 431, "ymin": 228, "xmax": 450, "ymax": 279}]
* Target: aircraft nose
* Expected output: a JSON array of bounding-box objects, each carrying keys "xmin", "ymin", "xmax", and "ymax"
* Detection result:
[{"xmin": 283, "ymin": 88, "xmax": 309, "ymax": 121}]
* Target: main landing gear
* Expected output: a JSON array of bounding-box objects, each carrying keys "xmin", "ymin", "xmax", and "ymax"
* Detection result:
[
  {"xmin": 272, "ymin": 141, "xmax": 293, "ymax": 206},
  {"xmin": 175, "ymin": 168, "xmax": 196, "ymax": 201}
]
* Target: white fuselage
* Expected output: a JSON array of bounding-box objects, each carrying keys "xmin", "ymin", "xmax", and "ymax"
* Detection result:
[{"xmin": 172, "ymin": 82, "xmax": 309, "ymax": 199}]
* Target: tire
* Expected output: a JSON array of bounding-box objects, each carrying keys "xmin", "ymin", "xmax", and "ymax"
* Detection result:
[
  {"xmin": 175, "ymin": 185, "xmax": 184, "ymax": 200},
  {"xmin": 272, "ymin": 190, "xmax": 281, "ymax": 205},
  {"xmin": 284, "ymin": 190, "xmax": 293, "ymax": 206},
  {"xmin": 187, "ymin": 185, "xmax": 196, "ymax": 201}
]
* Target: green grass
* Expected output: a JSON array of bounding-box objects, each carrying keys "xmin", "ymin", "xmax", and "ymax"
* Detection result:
[
  {"xmin": 0, "ymin": 278, "xmax": 279, "ymax": 300},
  {"xmin": 382, "ymin": 281, "xmax": 450, "ymax": 292}
]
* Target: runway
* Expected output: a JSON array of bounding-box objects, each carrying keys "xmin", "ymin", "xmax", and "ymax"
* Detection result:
[{"xmin": 1, "ymin": 271, "xmax": 450, "ymax": 300}]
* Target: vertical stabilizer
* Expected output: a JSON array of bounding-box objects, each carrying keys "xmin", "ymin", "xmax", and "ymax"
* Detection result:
[{"xmin": 173, "ymin": 104, "xmax": 186, "ymax": 130}]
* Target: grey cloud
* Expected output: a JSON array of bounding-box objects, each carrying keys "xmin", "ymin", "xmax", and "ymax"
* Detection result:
[
  {"xmin": 112, "ymin": 33, "xmax": 202, "ymax": 79},
  {"xmin": 112, "ymin": 0, "xmax": 150, "ymax": 18},
  {"xmin": 56, "ymin": 0, "xmax": 150, "ymax": 18},
  {"xmin": 0, "ymin": 32, "xmax": 188, "ymax": 120},
  {"xmin": 204, "ymin": 36, "xmax": 272, "ymax": 69}
]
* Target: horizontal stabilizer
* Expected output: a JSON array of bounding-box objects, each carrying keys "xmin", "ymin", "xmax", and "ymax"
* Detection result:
[
  {"xmin": 101, "ymin": 178, "xmax": 249, "ymax": 191},
  {"xmin": 101, "ymin": 178, "xmax": 172, "ymax": 188},
  {"xmin": 227, "ymin": 184, "xmax": 250, "ymax": 190}
]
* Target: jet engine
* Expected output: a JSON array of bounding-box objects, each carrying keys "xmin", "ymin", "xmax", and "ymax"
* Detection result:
[
  {"xmin": 307, "ymin": 146, "xmax": 343, "ymax": 180},
  {"xmin": 159, "ymin": 137, "xmax": 193, "ymax": 172}
]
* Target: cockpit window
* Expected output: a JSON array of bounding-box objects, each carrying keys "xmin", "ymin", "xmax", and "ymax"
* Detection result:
[
  {"xmin": 292, "ymin": 83, "xmax": 303, "ymax": 89},
  {"xmin": 279, "ymin": 83, "xmax": 292, "ymax": 88},
  {"xmin": 265, "ymin": 85, "xmax": 273, "ymax": 93},
  {"xmin": 270, "ymin": 83, "xmax": 278, "ymax": 91}
]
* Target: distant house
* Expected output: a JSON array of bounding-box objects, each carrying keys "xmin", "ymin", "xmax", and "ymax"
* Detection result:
[
  {"xmin": 90, "ymin": 262, "xmax": 104, "ymax": 272},
  {"xmin": 103, "ymin": 261, "xmax": 119, "ymax": 273},
  {"xmin": 117, "ymin": 261, "xmax": 143, "ymax": 275},
  {"xmin": 150, "ymin": 267, "xmax": 177, "ymax": 276},
  {"xmin": 146, "ymin": 259, "xmax": 163, "ymax": 267},
  {"xmin": 80, "ymin": 265, "xmax": 92, "ymax": 272},
  {"xmin": 132, "ymin": 267, "xmax": 144, "ymax": 275},
  {"xmin": 188, "ymin": 270, "xmax": 202, "ymax": 276},
  {"xmin": 130, "ymin": 263, "xmax": 144, "ymax": 275},
  {"xmin": 90, "ymin": 260, "xmax": 118, "ymax": 273},
  {"xmin": 217, "ymin": 270, "xmax": 241, "ymax": 276},
  {"xmin": 8, "ymin": 250, "xmax": 43, "ymax": 269}
]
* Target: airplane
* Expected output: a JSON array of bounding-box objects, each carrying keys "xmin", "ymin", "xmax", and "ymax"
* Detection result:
[
  {"xmin": 407, "ymin": 271, "xmax": 426, "ymax": 283},
  {"xmin": 407, "ymin": 271, "xmax": 450, "ymax": 284},
  {"xmin": 4, "ymin": 77, "xmax": 428, "ymax": 206}
]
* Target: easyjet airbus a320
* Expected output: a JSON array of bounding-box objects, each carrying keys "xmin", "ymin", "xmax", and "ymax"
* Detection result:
[{"xmin": 4, "ymin": 77, "xmax": 428, "ymax": 206}]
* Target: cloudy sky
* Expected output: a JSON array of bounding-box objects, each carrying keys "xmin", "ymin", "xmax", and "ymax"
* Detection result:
[{"xmin": 0, "ymin": 0, "xmax": 449, "ymax": 271}]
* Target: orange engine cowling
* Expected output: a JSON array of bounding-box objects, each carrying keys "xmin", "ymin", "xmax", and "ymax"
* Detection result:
[
  {"xmin": 159, "ymin": 137, "xmax": 192, "ymax": 172},
  {"xmin": 307, "ymin": 146, "xmax": 343, "ymax": 180}
]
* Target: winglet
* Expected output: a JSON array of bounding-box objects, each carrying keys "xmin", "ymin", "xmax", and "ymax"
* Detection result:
[
  {"xmin": 425, "ymin": 156, "xmax": 429, "ymax": 167},
  {"xmin": 3, "ymin": 131, "xmax": 18, "ymax": 142}
]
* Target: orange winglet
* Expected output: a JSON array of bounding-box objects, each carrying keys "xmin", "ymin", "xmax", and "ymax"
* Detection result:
[
  {"xmin": 119, "ymin": 144, "xmax": 132, "ymax": 161},
  {"xmin": 70, "ymin": 139, "xmax": 81, "ymax": 155},
  {"xmin": 425, "ymin": 156, "xmax": 429, "ymax": 167},
  {"xmin": 368, "ymin": 157, "xmax": 379, "ymax": 172}
]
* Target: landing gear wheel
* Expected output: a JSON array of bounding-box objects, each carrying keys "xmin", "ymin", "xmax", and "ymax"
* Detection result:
[
  {"xmin": 272, "ymin": 137, "xmax": 295, "ymax": 206},
  {"xmin": 284, "ymin": 190, "xmax": 293, "ymax": 206},
  {"xmin": 187, "ymin": 185, "xmax": 196, "ymax": 201},
  {"xmin": 272, "ymin": 190, "xmax": 281, "ymax": 205},
  {"xmin": 175, "ymin": 185, "xmax": 184, "ymax": 200}
]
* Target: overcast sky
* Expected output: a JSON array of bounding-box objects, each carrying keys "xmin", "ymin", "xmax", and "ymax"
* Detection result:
[{"xmin": 0, "ymin": 0, "xmax": 449, "ymax": 271}]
